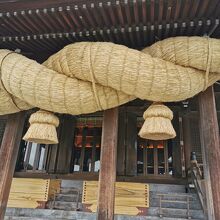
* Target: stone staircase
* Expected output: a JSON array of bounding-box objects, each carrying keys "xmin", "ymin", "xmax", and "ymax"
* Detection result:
[
  {"xmin": 5, "ymin": 181, "xmax": 207, "ymax": 220},
  {"xmin": 148, "ymin": 184, "xmax": 206, "ymax": 219},
  {"xmin": 46, "ymin": 186, "xmax": 83, "ymax": 211}
]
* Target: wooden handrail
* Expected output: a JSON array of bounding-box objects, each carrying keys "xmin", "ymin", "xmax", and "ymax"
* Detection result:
[
  {"xmin": 191, "ymin": 160, "xmax": 203, "ymax": 179},
  {"xmin": 187, "ymin": 161, "xmax": 208, "ymax": 218},
  {"xmin": 157, "ymin": 193, "xmax": 192, "ymax": 219}
]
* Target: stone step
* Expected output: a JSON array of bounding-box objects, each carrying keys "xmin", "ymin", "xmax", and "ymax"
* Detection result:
[
  {"xmin": 149, "ymin": 192, "xmax": 200, "ymax": 204},
  {"xmin": 5, "ymin": 208, "xmax": 203, "ymax": 220},
  {"xmin": 61, "ymin": 180, "xmax": 83, "ymax": 189},
  {"xmin": 46, "ymin": 201, "xmax": 83, "ymax": 211},
  {"xmin": 60, "ymin": 188, "xmax": 81, "ymax": 194},
  {"xmin": 4, "ymin": 216, "xmax": 204, "ymax": 220},
  {"xmin": 150, "ymin": 192, "xmax": 199, "ymax": 201},
  {"xmin": 5, "ymin": 209, "xmax": 95, "ymax": 220},
  {"xmin": 149, "ymin": 184, "xmax": 186, "ymax": 193},
  {"xmin": 150, "ymin": 198, "xmax": 202, "ymax": 210},
  {"xmin": 5, "ymin": 217, "xmax": 66, "ymax": 220},
  {"xmin": 147, "ymin": 207, "xmax": 206, "ymax": 219},
  {"xmin": 60, "ymin": 182, "xmax": 186, "ymax": 193},
  {"xmin": 116, "ymin": 216, "xmax": 201, "ymax": 220},
  {"xmin": 48, "ymin": 199, "xmax": 202, "ymax": 214},
  {"xmin": 54, "ymin": 193, "xmax": 81, "ymax": 202}
]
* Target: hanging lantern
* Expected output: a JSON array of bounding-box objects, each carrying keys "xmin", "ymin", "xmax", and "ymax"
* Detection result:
[
  {"xmin": 23, "ymin": 110, "xmax": 59, "ymax": 144},
  {"xmin": 138, "ymin": 103, "xmax": 176, "ymax": 140}
]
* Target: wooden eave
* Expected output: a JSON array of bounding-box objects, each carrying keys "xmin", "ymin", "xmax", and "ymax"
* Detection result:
[{"xmin": 0, "ymin": 0, "xmax": 220, "ymax": 62}]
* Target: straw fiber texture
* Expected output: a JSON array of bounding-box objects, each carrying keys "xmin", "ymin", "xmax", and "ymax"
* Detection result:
[
  {"xmin": 139, "ymin": 103, "xmax": 176, "ymax": 140},
  {"xmin": 23, "ymin": 110, "xmax": 59, "ymax": 144},
  {"xmin": 0, "ymin": 36, "xmax": 220, "ymax": 116}
]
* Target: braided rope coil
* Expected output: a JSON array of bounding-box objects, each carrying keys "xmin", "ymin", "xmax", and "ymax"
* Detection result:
[{"xmin": 0, "ymin": 36, "xmax": 219, "ymax": 116}]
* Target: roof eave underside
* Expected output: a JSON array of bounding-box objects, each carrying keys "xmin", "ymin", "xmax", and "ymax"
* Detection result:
[{"xmin": 0, "ymin": 0, "xmax": 220, "ymax": 62}]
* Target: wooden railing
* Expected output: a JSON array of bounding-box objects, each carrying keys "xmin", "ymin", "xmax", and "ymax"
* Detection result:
[
  {"xmin": 157, "ymin": 193, "xmax": 192, "ymax": 219},
  {"xmin": 187, "ymin": 160, "xmax": 208, "ymax": 218}
]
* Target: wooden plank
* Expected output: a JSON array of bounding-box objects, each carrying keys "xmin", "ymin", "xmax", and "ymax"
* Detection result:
[
  {"xmin": 48, "ymin": 179, "xmax": 61, "ymax": 200},
  {"xmin": 56, "ymin": 115, "xmax": 76, "ymax": 173},
  {"xmin": 97, "ymin": 108, "xmax": 118, "ymax": 220},
  {"xmin": 83, "ymin": 181, "xmax": 149, "ymax": 215},
  {"xmin": 0, "ymin": 112, "xmax": 26, "ymax": 219},
  {"xmin": 198, "ymin": 86, "xmax": 219, "ymax": 220},
  {"xmin": 126, "ymin": 112, "xmax": 137, "ymax": 176},
  {"xmin": 7, "ymin": 178, "xmax": 61, "ymax": 209}
]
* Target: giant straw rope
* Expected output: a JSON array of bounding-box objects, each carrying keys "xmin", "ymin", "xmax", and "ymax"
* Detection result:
[{"xmin": 0, "ymin": 36, "xmax": 220, "ymax": 143}]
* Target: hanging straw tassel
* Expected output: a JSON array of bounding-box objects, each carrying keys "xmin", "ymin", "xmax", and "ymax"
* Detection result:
[
  {"xmin": 23, "ymin": 110, "xmax": 59, "ymax": 144},
  {"xmin": 138, "ymin": 103, "xmax": 176, "ymax": 140}
]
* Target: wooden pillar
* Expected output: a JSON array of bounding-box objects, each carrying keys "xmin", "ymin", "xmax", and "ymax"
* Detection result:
[
  {"xmin": 0, "ymin": 112, "xmax": 25, "ymax": 219},
  {"xmin": 56, "ymin": 115, "xmax": 76, "ymax": 173},
  {"xmin": 97, "ymin": 108, "xmax": 118, "ymax": 220},
  {"xmin": 182, "ymin": 115, "xmax": 192, "ymax": 171},
  {"xmin": 198, "ymin": 86, "xmax": 219, "ymax": 220}
]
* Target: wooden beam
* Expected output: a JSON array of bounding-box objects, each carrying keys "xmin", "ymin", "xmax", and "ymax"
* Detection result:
[
  {"xmin": 198, "ymin": 86, "xmax": 219, "ymax": 220},
  {"xmin": 0, "ymin": 112, "xmax": 26, "ymax": 219},
  {"xmin": 14, "ymin": 171, "xmax": 187, "ymax": 185},
  {"xmin": 97, "ymin": 108, "xmax": 118, "ymax": 220}
]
